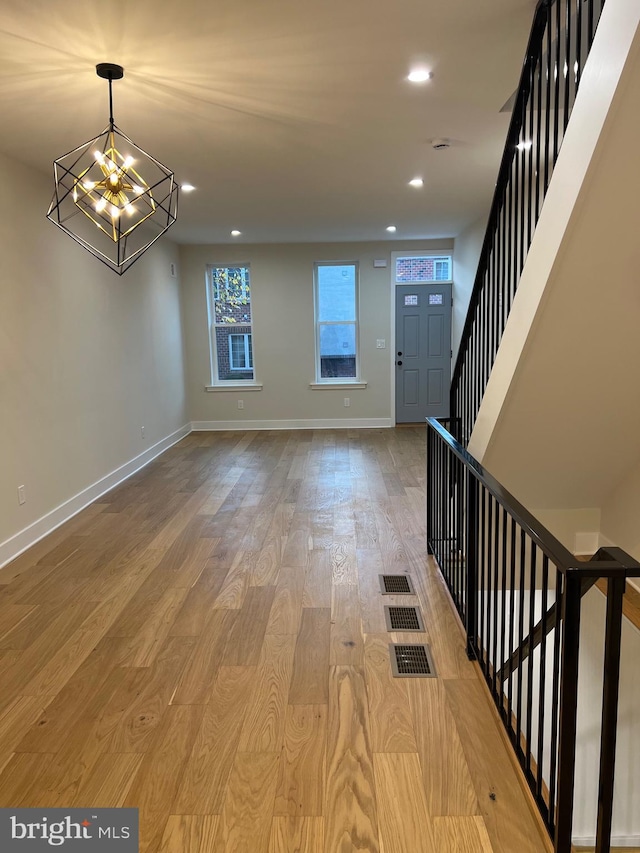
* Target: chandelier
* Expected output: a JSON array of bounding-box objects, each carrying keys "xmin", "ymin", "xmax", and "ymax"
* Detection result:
[{"xmin": 47, "ymin": 64, "xmax": 178, "ymax": 275}]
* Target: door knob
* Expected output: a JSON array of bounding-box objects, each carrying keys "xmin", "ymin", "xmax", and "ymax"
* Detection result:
[
  {"xmin": 397, "ymin": 351, "xmax": 402, "ymax": 356},
  {"xmin": 396, "ymin": 360, "xmax": 403, "ymax": 366}
]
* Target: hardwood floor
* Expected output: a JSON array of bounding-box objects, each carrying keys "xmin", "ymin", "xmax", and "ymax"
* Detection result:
[{"xmin": 0, "ymin": 428, "xmax": 548, "ymax": 852}]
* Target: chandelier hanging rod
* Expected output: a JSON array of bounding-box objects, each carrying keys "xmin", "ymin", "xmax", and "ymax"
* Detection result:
[{"xmin": 96, "ymin": 63, "xmax": 124, "ymax": 127}]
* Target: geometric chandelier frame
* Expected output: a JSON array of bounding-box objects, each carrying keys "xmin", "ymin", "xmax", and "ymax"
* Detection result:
[{"xmin": 47, "ymin": 64, "xmax": 178, "ymax": 276}]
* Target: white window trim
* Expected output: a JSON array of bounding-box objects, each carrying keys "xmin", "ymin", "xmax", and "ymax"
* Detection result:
[
  {"xmin": 313, "ymin": 261, "xmax": 362, "ymax": 385},
  {"xmin": 205, "ymin": 383, "xmax": 263, "ymax": 392},
  {"xmin": 309, "ymin": 381, "xmax": 367, "ymax": 390},
  {"xmin": 206, "ymin": 263, "xmax": 261, "ymax": 388},
  {"xmin": 390, "ymin": 249, "xmax": 454, "ymax": 285}
]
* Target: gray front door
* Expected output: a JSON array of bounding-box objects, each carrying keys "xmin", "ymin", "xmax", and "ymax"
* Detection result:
[{"xmin": 395, "ymin": 283, "xmax": 451, "ymax": 422}]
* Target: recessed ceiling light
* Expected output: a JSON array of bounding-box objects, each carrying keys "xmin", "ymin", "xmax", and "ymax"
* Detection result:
[
  {"xmin": 386, "ymin": 225, "xmax": 397, "ymax": 233},
  {"xmin": 409, "ymin": 178, "xmax": 424, "ymax": 188},
  {"xmin": 516, "ymin": 140, "xmax": 532, "ymax": 151},
  {"xmin": 407, "ymin": 69, "xmax": 432, "ymax": 83},
  {"xmin": 231, "ymin": 230, "xmax": 242, "ymax": 237},
  {"xmin": 181, "ymin": 184, "xmax": 196, "ymax": 192}
]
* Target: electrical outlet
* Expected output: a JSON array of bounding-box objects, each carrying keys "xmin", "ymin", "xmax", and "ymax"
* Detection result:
[
  {"xmin": 17, "ymin": 485, "xmax": 26, "ymax": 505},
  {"xmin": 344, "ymin": 397, "xmax": 350, "ymax": 408},
  {"xmin": 376, "ymin": 339, "xmax": 386, "ymax": 348},
  {"xmin": 237, "ymin": 400, "xmax": 244, "ymax": 410},
  {"xmin": 141, "ymin": 426, "xmax": 145, "ymax": 439}
]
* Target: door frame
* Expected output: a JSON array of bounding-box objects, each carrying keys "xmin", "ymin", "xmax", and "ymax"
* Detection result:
[{"xmin": 389, "ymin": 249, "xmax": 454, "ymax": 426}]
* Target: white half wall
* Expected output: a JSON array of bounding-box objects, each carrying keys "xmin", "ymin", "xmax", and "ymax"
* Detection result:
[{"xmin": 0, "ymin": 149, "xmax": 189, "ymax": 567}]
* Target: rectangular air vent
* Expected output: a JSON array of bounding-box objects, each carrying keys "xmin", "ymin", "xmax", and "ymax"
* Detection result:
[
  {"xmin": 389, "ymin": 643, "xmax": 436, "ymax": 678},
  {"xmin": 379, "ymin": 574, "xmax": 415, "ymax": 595},
  {"xmin": 384, "ymin": 605, "xmax": 425, "ymax": 632}
]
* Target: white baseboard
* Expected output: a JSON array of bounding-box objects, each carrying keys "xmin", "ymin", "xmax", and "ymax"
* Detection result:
[
  {"xmin": 0, "ymin": 424, "xmax": 192, "ymax": 571},
  {"xmin": 573, "ymin": 835, "xmax": 640, "ymax": 847},
  {"xmin": 191, "ymin": 418, "xmax": 393, "ymax": 431}
]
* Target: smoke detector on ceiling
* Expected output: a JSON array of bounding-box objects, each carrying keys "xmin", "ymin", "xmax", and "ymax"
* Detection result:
[{"xmin": 431, "ymin": 138, "xmax": 451, "ymax": 150}]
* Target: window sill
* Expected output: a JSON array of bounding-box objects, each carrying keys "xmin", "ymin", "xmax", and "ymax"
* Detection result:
[
  {"xmin": 309, "ymin": 381, "xmax": 367, "ymax": 390},
  {"xmin": 205, "ymin": 383, "xmax": 263, "ymax": 392}
]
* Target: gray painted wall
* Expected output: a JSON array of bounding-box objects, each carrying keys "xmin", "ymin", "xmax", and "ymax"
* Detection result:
[
  {"xmin": 0, "ymin": 149, "xmax": 187, "ymax": 553},
  {"xmin": 179, "ymin": 239, "xmax": 453, "ymax": 425}
]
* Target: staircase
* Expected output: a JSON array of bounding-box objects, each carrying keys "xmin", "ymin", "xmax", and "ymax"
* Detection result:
[
  {"xmin": 451, "ymin": 0, "xmax": 606, "ymax": 445},
  {"xmin": 428, "ymin": 1, "xmax": 640, "ymax": 850},
  {"xmin": 427, "ymin": 419, "xmax": 640, "ymax": 853}
]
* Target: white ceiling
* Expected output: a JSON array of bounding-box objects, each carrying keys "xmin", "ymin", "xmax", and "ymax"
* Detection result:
[{"xmin": 0, "ymin": 0, "xmax": 535, "ymax": 244}]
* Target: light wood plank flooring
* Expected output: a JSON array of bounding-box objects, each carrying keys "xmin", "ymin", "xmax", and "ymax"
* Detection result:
[{"xmin": 0, "ymin": 429, "xmax": 548, "ymax": 852}]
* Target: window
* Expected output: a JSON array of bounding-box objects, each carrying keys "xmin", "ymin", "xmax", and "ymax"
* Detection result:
[
  {"xmin": 394, "ymin": 254, "xmax": 452, "ymax": 283},
  {"xmin": 214, "ymin": 270, "xmax": 249, "ymax": 302},
  {"xmin": 314, "ymin": 262, "xmax": 359, "ymax": 381},
  {"xmin": 207, "ymin": 265, "xmax": 255, "ymax": 383},
  {"xmin": 434, "ymin": 258, "xmax": 450, "ymax": 281},
  {"xmin": 229, "ymin": 333, "xmax": 253, "ymax": 371}
]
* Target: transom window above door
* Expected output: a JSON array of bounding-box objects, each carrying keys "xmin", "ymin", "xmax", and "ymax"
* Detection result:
[{"xmin": 394, "ymin": 254, "xmax": 452, "ymax": 283}]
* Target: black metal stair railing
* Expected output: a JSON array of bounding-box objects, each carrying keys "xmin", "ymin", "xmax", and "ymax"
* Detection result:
[
  {"xmin": 497, "ymin": 547, "xmax": 633, "ymax": 685},
  {"xmin": 426, "ymin": 417, "xmax": 640, "ymax": 853},
  {"xmin": 451, "ymin": 0, "xmax": 606, "ymax": 445}
]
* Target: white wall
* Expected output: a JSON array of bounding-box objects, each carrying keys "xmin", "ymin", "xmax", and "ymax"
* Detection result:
[
  {"xmin": 530, "ymin": 508, "xmax": 601, "ymax": 556},
  {"xmin": 180, "ymin": 239, "xmax": 453, "ymax": 427},
  {"xmin": 452, "ymin": 215, "xmax": 486, "ymax": 366},
  {"xmin": 0, "ymin": 149, "xmax": 188, "ymax": 566},
  {"xmin": 600, "ymin": 458, "xmax": 640, "ymax": 560},
  {"xmin": 600, "ymin": 460, "xmax": 640, "ymax": 594}
]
